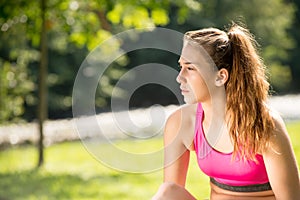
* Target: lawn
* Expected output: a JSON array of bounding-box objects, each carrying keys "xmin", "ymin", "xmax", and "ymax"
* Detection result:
[{"xmin": 0, "ymin": 120, "xmax": 299, "ymax": 200}]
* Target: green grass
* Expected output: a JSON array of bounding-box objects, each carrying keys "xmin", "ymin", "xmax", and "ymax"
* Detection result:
[{"xmin": 0, "ymin": 121, "xmax": 299, "ymax": 200}]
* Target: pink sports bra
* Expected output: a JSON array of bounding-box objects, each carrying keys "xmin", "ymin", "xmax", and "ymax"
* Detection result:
[{"xmin": 194, "ymin": 103, "xmax": 270, "ymax": 187}]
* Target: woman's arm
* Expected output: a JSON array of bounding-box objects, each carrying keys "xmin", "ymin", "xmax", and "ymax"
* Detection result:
[
  {"xmin": 163, "ymin": 108, "xmax": 191, "ymax": 186},
  {"xmin": 263, "ymin": 114, "xmax": 300, "ymax": 199},
  {"xmin": 151, "ymin": 106, "xmax": 197, "ymax": 200}
]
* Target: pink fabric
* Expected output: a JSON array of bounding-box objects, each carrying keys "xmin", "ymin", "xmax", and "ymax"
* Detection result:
[{"xmin": 194, "ymin": 103, "xmax": 269, "ymax": 186}]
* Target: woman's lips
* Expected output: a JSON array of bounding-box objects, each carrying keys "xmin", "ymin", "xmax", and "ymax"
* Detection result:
[{"xmin": 180, "ymin": 87, "xmax": 189, "ymax": 93}]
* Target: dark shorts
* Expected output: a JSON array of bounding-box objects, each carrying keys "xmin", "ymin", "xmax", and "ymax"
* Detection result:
[{"xmin": 210, "ymin": 177, "xmax": 272, "ymax": 193}]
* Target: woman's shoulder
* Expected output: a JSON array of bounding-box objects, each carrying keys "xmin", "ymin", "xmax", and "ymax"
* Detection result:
[
  {"xmin": 164, "ymin": 104, "xmax": 198, "ymax": 150},
  {"xmin": 269, "ymin": 107, "xmax": 287, "ymax": 135},
  {"xmin": 166, "ymin": 104, "xmax": 198, "ymax": 127},
  {"xmin": 265, "ymin": 107, "xmax": 292, "ymax": 154}
]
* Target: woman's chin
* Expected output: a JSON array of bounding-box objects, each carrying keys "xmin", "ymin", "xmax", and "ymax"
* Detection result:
[{"xmin": 183, "ymin": 97, "xmax": 197, "ymax": 104}]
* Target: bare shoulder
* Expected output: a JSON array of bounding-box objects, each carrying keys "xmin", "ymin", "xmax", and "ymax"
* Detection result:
[
  {"xmin": 166, "ymin": 104, "xmax": 197, "ymax": 128},
  {"xmin": 270, "ymin": 108, "xmax": 287, "ymax": 131},
  {"xmin": 263, "ymin": 107, "xmax": 297, "ymax": 164},
  {"xmin": 267, "ymin": 108, "xmax": 291, "ymax": 150},
  {"xmin": 164, "ymin": 104, "xmax": 197, "ymax": 150}
]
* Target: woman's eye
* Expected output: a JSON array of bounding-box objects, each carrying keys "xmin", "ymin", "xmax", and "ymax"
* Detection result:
[{"xmin": 177, "ymin": 64, "xmax": 195, "ymax": 71}]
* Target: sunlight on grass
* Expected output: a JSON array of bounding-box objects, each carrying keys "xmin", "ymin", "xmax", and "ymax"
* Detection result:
[
  {"xmin": 0, "ymin": 121, "xmax": 299, "ymax": 199},
  {"xmin": 0, "ymin": 139, "xmax": 164, "ymax": 199},
  {"xmin": 112, "ymin": 138, "xmax": 164, "ymax": 154},
  {"xmin": 286, "ymin": 120, "xmax": 300, "ymax": 164}
]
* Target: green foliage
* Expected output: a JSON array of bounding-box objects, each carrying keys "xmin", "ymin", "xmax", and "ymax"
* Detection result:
[
  {"xmin": 0, "ymin": 0, "xmax": 40, "ymax": 123},
  {"xmin": 288, "ymin": 0, "xmax": 300, "ymax": 92},
  {"xmin": 269, "ymin": 63, "xmax": 292, "ymax": 92},
  {"xmin": 233, "ymin": 0, "xmax": 295, "ymax": 92},
  {"xmin": 0, "ymin": 60, "xmax": 35, "ymax": 123},
  {"xmin": 0, "ymin": 0, "xmax": 200, "ymax": 122}
]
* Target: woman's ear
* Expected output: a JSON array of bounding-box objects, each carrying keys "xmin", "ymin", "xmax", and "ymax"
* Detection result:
[{"xmin": 215, "ymin": 68, "xmax": 228, "ymax": 86}]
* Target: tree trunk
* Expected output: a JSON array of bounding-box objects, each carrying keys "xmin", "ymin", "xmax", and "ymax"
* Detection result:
[{"xmin": 37, "ymin": 0, "xmax": 48, "ymax": 168}]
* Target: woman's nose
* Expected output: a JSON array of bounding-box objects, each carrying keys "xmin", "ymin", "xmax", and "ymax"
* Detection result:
[{"xmin": 176, "ymin": 70, "xmax": 186, "ymax": 84}]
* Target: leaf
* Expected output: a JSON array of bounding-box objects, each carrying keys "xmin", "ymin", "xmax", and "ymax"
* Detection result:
[
  {"xmin": 70, "ymin": 32, "xmax": 87, "ymax": 48},
  {"xmin": 151, "ymin": 8, "xmax": 169, "ymax": 25},
  {"xmin": 107, "ymin": 3, "xmax": 123, "ymax": 24}
]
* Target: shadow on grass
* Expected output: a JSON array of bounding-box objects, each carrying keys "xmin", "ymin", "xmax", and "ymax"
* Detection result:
[{"xmin": 0, "ymin": 169, "xmax": 125, "ymax": 200}]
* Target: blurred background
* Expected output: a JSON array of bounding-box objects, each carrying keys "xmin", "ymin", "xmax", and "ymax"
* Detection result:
[{"xmin": 0, "ymin": 0, "xmax": 300, "ymax": 199}]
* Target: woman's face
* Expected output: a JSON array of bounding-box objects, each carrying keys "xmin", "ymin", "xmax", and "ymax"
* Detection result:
[{"xmin": 177, "ymin": 42, "xmax": 212, "ymax": 104}]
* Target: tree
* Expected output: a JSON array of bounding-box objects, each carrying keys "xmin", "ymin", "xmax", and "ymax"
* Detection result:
[{"xmin": 37, "ymin": 0, "xmax": 48, "ymax": 167}]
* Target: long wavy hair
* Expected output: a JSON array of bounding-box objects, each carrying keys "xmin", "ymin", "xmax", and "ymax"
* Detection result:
[{"xmin": 184, "ymin": 23, "xmax": 275, "ymax": 161}]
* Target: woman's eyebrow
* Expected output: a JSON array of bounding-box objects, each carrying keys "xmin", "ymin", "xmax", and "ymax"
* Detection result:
[{"xmin": 178, "ymin": 60, "xmax": 193, "ymax": 65}]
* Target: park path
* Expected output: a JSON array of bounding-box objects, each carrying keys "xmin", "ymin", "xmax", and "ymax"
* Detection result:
[{"xmin": 0, "ymin": 94, "xmax": 300, "ymax": 146}]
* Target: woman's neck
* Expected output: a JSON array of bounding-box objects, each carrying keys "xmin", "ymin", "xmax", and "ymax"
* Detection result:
[{"xmin": 201, "ymin": 95, "xmax": 227, "ymax": 135}]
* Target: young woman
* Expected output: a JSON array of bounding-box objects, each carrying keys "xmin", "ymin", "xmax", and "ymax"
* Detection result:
[{"xmin": 152, "ymin": 23, "xmax": 300, "ymax": 199}]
